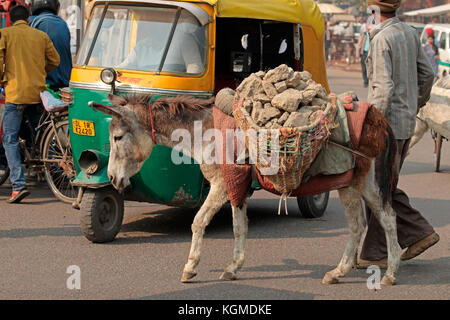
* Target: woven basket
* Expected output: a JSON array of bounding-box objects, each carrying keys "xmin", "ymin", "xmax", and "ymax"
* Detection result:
[{"xmin": 233, "ymin": 96, "xmax": 337, "ymax": 194}]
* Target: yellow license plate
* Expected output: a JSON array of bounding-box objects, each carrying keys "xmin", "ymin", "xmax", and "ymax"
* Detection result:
[{"xmin": 72, "ymin": 119, "xmax": 95, "ymax": 137}]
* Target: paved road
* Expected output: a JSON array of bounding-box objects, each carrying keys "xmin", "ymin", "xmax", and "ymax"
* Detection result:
[{"xmin": 0, "ymin": 67, "xmax": 449, "ymax": 300}]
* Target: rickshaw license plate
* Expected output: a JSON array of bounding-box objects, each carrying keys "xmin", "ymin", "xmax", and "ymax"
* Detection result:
[{"xmin": 72, "ymin": 119, "xmax": 95, "ymax": 137}]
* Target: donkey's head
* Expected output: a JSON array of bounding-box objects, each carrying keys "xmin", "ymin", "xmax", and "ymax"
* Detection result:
[{"xmin": 89, "ymin": 94, "xmax": 155, "ymax": 193}]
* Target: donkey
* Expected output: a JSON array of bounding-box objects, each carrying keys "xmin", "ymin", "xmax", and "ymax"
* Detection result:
[{"xmin": 90, "ymin": 93, "xmax": 400, "ymax": 286}]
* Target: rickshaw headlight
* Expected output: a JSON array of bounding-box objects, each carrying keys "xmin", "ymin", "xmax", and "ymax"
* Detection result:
[{"xmin": 100, "ymin": 68, "xmax": 117, "ymax": 85}]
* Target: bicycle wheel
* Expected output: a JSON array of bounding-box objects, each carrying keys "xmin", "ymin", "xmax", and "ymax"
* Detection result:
[
  {"xmin": 0, "ymin": 145, "xmax": 10, "ymax": 185},
  {"xmin": 0, "ymin": 165, "xmax": 10, "ymax": 186},
  {"xmin": 42, "ymin": 119, "xmax": 78, "ymax": 203}
]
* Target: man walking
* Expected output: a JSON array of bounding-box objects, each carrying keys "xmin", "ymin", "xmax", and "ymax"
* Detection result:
[
  {"xmin": 0, "ymin": 5, "xmax": 60, "ymax": 203},
  {"xmin": 356, "ymin": 23, "xmax": 371, "ymax": 87},
  {"xmin": 30, "ymin": 0, "xmax": 72, "ymax": 91},
  {"xmin": 358, "ymin": 0, "xmax": 440, "ymax": 267}
]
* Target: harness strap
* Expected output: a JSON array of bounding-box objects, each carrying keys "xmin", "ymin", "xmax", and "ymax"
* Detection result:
[{"xmin": 327, "ymin": 140, "xmax": 372, "ymax": 160}]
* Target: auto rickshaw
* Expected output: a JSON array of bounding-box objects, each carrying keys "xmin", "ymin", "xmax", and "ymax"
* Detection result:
[{"xmin": 69, "ymin": 0, "xmax": 331, "ymax": 242}]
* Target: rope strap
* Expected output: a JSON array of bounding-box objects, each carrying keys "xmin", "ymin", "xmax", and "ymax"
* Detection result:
[{"xmin": 327, "ymin": 140, "xmax": 371, "ymax": 160}]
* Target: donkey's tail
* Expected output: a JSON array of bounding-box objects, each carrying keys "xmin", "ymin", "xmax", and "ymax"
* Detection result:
[{"xmin": 377, "ymin": 118, "xmax": 398, "ymax": 207}]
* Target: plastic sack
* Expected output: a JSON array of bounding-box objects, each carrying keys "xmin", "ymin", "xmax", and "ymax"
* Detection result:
[{"xmin": 40, "ymin": 90, "xmax": 68, "ymax": 112}]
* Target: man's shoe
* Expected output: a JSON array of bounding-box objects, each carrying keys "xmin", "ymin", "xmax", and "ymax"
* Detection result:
[
  {"xmin": 356, "ymin": 258, "xmax": 388, "ymax": 269},
  {"xmin": 6, "ymin": 189, "xmax": 30, "ymax": 204},
  {"xmin": 401, "ymin": 232, "xmax": 440, "ymax": 261}
]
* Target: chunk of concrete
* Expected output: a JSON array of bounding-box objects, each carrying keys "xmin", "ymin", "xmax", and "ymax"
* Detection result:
[
  {"xmin": 271, "ymin": 89, "xmax": 303, "ymax": 112},
  {"xmin": 262, "ymin": 81, "xmax": 279, "ymax": 99},
  {"xmin": 263, "ymin": 64, "xmax": 294, "ymax": 83}
]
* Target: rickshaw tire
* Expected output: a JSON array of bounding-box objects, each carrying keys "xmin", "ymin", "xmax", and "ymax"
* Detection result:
[
  {"xmin": 296, "ymin": 192, "xmax": 329, "ymax": 218},
  {"xmin": 80, "ymin": 187, "xmax": 124, "ymax": 243}
]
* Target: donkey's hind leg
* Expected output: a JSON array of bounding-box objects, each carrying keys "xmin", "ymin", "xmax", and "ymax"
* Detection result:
[
  {"xmin": 322, "ymin": 186, "xmax": 366, "ymax": 284},
  {"xmin": 361, "ymin": 167, "xmax": 400, "ymax": 285},
  {"xmin": 181, "ymin": 180, "xmax": 229, "ymax": 283},
  {"xmin": 220, "ymin": 203, "xmax": 248, "ymax": 280}
]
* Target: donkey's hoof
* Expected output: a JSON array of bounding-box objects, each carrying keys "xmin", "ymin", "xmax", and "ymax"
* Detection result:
[
  {"xmin": 381, "ymin": 275, "xmax": 397, "ymax": 286},
  {"xmin": 181, "ymin": 271, "xmax": 197, "ymax": 283},
  {"xmin": 220, "ymin": 271, "xmax": 237, "ymax": 281},
  {"xmin": 322, "ymin": 272, "xmax": 339, "ymax": 285}
]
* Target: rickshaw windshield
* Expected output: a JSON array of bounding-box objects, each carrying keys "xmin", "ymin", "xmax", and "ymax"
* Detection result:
[{"xmin": 76, "ymin": 4, "xmax": 207, "ymax": 75}]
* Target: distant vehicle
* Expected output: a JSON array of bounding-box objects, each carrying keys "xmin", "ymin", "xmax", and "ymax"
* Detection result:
[{"xmin": 420, "ymin": 24, "xmax": 450, "ymax": 78}]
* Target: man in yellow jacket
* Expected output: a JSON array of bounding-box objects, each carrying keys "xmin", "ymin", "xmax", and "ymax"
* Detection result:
[{"xmin": 0, "ymin": 5, "xmax": 60, "ymax": 203}]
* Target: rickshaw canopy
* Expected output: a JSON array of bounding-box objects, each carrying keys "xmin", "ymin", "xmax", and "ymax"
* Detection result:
[{"xmin": 204, "ymin": 0, "xmax": 324, "ymax": 38}]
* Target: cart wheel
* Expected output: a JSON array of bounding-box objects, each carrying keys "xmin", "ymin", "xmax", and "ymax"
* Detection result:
[
  {"xmin": 434, "ymin": 133, "xmax": 443, "ymax": 173},
  {"xmin": 80, "ymin": 187, "xmax": 124, "ymax": 243},
  {"xmin": 297, "ymin": 192, "xmax": 329, "ymax": 218}
]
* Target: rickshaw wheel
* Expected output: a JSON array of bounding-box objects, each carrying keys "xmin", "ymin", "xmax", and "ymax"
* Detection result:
[
  {"xmin": 80, "ymin": 187, "xmax": 124, "ymax": 243},
  {"xmin": 296, "ymin": 192, "xmax": 329, "ymax": 218}
]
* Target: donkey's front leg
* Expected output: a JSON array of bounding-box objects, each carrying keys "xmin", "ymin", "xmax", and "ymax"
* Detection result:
[
  {"xmin": 220, "ymin": 203, "xmax": 248, "ymax": 281},
  {"xmin": 181, "ymin": 183, "xmax": 228, "ymax": 283},
  {"xmin": 323, "ymin": 186, "xmax": 366, "ymax": 284}
]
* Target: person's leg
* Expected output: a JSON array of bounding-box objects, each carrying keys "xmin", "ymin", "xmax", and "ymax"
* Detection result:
[
  {"xmin": 2, "ymin": 103, "xmax": 27, "ymax": 191},
  {"xmin": 360, "ymin": 139, "xmax": 436, "ymax": 261},
  {"xmin": 361, "ymin": 51, "xmax": 368, "ymax": 86}
]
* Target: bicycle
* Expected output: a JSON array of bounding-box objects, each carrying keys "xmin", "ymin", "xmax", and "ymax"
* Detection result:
[{"xmin": 0, "ymin": 97, "xmax": 77, "ymax": 203}]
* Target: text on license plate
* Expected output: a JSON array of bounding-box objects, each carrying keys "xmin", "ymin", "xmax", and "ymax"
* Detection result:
[{"xmin": 72, "ymin": 119, "xmax": 95, "ymax": 136}]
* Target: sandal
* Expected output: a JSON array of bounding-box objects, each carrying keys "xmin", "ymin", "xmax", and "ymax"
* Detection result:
[{"xmin": 7, "ymin": 189, "xmax": 30, "ymax": 204}]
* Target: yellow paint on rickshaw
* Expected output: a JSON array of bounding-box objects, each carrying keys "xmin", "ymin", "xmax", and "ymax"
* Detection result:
[{"xmin": 75, "ymin": 0, "xmax": 327, "ymax": 92}]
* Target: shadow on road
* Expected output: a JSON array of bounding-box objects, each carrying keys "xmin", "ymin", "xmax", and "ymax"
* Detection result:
[
  {"xmin": 137, "ymin": 281, "xmax": 319, "ymax": 300},
  {"xmin": 114, "ymin": 198, "xmax": 348, "ymax": 245},
  {"xmin": 0, "ymin": 225, "xmax": 81, "ymax": 239}
]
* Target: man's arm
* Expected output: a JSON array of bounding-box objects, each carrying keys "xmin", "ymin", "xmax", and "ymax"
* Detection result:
[
  {"xmin": 367, "ymin": 39, "xmax": 394, "ymax": 116},
  {"xmin": 44, "ymin": 35, "xmax": 60, "ymax": 74},
  {"xmin": 416, "ymin": 41, "xmax": 435, "ymax": 109}
]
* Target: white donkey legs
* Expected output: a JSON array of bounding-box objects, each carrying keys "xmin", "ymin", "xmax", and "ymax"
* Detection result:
[
  {"xmin": 322, "ymin": 186, "xmax": 366, "ymax": 284},
  {"xmin": 221, "ymin": 203, "xmax": 249, "ymax": 280},
  {"xmin": 361, "ymin": 184, "xmax": 400, "ymax": 286},
  {"xmin": 181, "ymin": 182, "xmax": 228, "ymax": 282}
]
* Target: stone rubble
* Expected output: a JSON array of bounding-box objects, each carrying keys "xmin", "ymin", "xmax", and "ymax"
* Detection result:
[{"xmin": 235, "ymin": 64, "xmax": 329, "ymax": 128}]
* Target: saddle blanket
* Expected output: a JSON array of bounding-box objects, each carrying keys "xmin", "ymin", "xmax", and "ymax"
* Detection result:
[{"xmin": 212, "ymin": 101, "xmax": 371, "ymax": 207}]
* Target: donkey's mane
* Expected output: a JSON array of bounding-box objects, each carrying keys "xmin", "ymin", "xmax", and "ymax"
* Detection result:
[
  {"xmin": 119, "ymin": 93, "xmax": 214, "ymax": 136},
  {"xmin": 123, "ymin": 93, "xmax": 214, "ymax": 115}
]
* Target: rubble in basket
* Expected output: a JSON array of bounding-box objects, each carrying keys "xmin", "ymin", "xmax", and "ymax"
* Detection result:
[{"xmin": 235, "ymin": 64, "xmax": 329, "ymax": 129}]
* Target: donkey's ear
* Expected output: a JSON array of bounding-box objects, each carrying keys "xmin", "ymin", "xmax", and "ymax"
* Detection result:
[
  {"xmin": 108, "ymin": 94, "xmax": 128, "ymax": 106},
  {"xmin": 88, "ymin": 101, "xmax": 124, "ymax": 118}
]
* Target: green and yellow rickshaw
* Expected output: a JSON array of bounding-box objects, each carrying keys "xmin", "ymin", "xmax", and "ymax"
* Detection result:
[{"xmin": 69, "ymin": 0, "xmax": 330, "ymax": 242}]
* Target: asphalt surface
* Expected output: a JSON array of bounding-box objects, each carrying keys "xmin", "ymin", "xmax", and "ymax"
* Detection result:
[{"xmin": 0, "ymin": 66, "xmax": 449, "ymax": 300}]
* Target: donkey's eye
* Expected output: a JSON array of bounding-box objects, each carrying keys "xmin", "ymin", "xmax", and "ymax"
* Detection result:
[{"xmin": 114, "ymin": 135, "xmax": 123, "ymax": 142}]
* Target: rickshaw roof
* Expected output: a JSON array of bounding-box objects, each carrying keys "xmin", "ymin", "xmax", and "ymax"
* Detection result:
[
  {"xmin": 203, "ymin": 0, "xmax": 324, "ymax": 36},
  {"xmin": 86, "ymin": 0, "xmax": 324, "ymax": 36}
]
